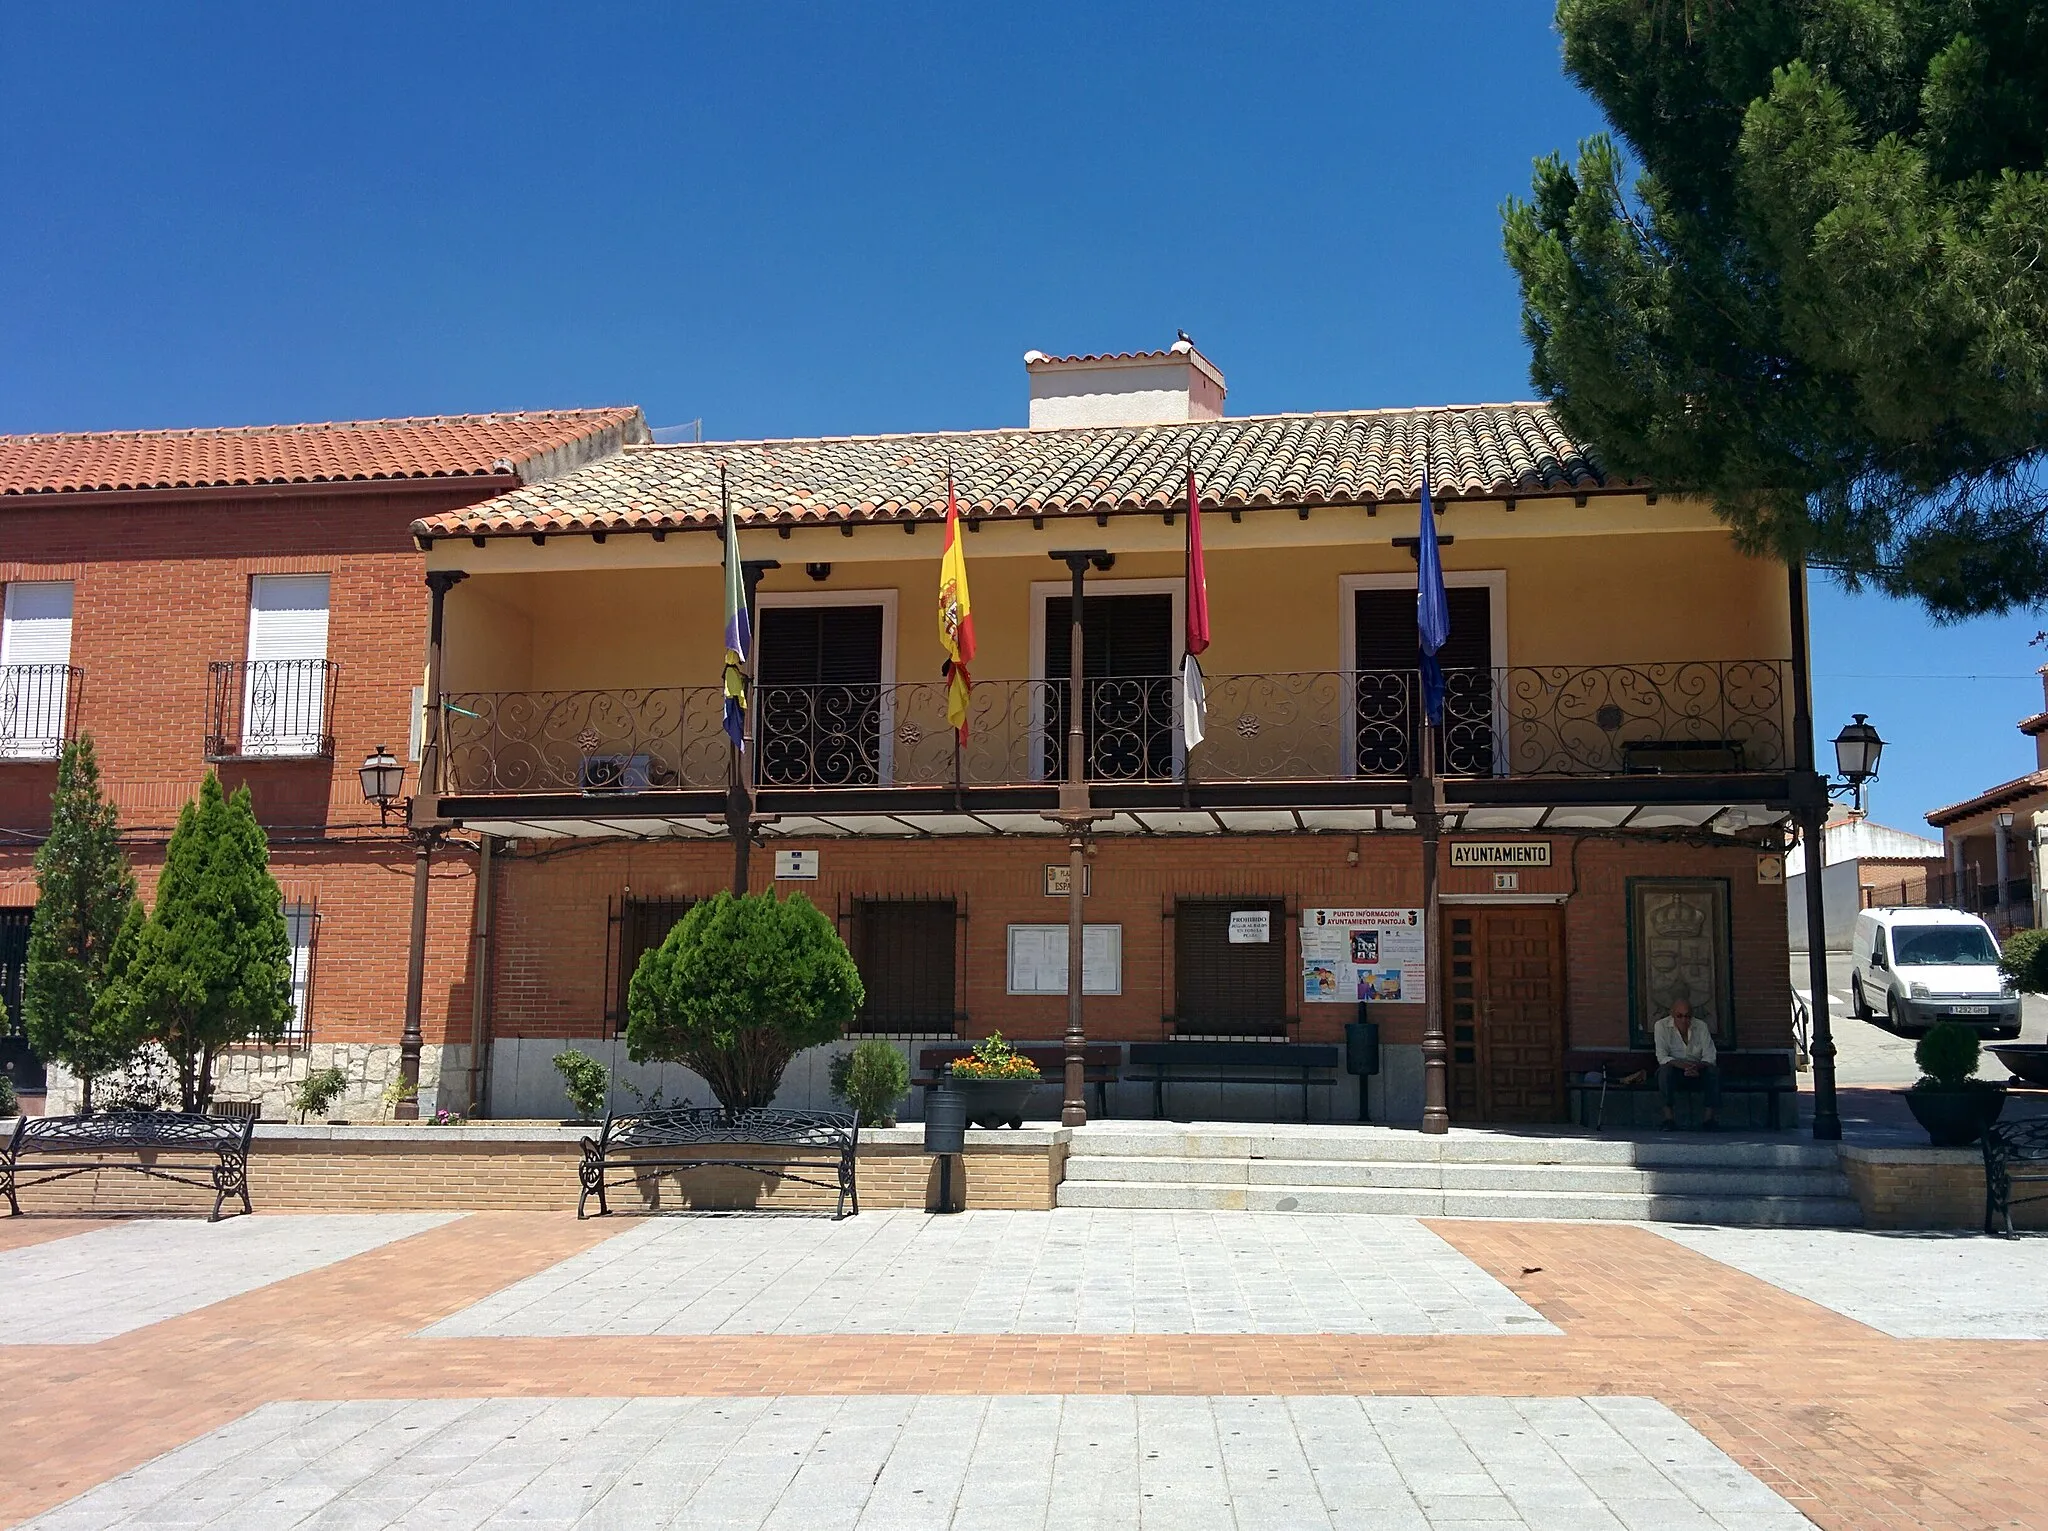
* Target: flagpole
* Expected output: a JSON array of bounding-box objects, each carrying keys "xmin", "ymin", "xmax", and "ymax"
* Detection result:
[
  {"xmin": 722, "ymin": 462, "xmax": 752, "ymax": 894},
  {"xmin": 1415, "ymin": 461, "xmax": 1450, "ymax": 1135}
]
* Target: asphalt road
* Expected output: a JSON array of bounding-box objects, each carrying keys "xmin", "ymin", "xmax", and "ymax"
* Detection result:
[{"xmin": 1790, "ymin": 950, "xmax": 2048, "ymax": 1086}]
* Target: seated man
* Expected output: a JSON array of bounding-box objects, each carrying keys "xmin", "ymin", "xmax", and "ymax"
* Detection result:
[{"xmin": 1654, "ymin": 999, "xmax": 1720, "ymax": 1130}]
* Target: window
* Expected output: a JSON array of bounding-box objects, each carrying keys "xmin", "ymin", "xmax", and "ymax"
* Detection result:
[
  {"xmin": 849, "ymin": 898, "xmax": 958, "ymax": 1034},
  {"xmin": 1006, "ymin": 924, "xmax": 1122, "ymax": 995},
  {"xmin": 282, "ymin": 900, "xmax": 319, "ymax": 1043},
  {"xmin": 0, "ymin": 907, "xmax": 41, "ymax": 1094},
  {"xmin": 242, "ymin": 574, "xmax": 331, "ymax": 757},
  {"xmin": 756, "ymin": 601, "xmax": 887, "ymax": 786},
  {"xmin": 0, "ymin": 581, "xmax": 75, "ymax": 760},
  {"xmin": 1173, "ymin": 899, "xmax": 1289, "ymax": 1037},
  {"xmin": 606, "ymin": 895, "xmax": 696, "ymax": 1032},
  {"xmin": 1042, "ymin": 591, "xmax": 1176, "ymax": 781},
  {"xmin": 1352, "ymin": 584, "xmax": 1494, "ymax": 775}
]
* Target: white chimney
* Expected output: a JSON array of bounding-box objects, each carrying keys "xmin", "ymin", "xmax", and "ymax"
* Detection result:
[{"xmin": 1024, "ymin": 338, "xmax": 1226, "ymax": 428}]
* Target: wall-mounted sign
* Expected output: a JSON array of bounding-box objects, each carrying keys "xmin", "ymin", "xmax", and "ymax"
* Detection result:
[
  {"xmin": 1006, "ymin": 924, "xmax": 1121, "ymax": 995},
  {"xmin": 1300, "ymin": 908, "xmax": 1426, "ymax": 1004},
  {"xmin": 1227, "ymin": 910, "xmax": 1271, "ymax": 944},
  {"xmin": 774, "ymin": 849, "xmax": 819, "ymax": 880},
  {"xmin": 1043, "ymin": 864, "xmax": 1093, "ymax": 896},
  {"xmin": 1450, "ymin": 842, "xmax": 1552, "ymax": 868},
  {"xmin": 1756, "ymin": 854, "xmax": 1785, "ymax": 885},
  {"xmin": 1493, "ymin": 872, "xmax": 1520, "ymax": 892}
]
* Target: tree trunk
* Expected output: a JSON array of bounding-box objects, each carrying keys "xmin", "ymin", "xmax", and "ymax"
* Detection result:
[
  {"xmin": 80, "ymin": 1072, "xmax": 94, "ymax": 1115},
  {"xmin": 690, "ymin": 1027, "xmax": 797, "ymax": 1111},
  {"xmin": 196, "ymin": 1045, "xmax": 216, "ymax": 1113}
]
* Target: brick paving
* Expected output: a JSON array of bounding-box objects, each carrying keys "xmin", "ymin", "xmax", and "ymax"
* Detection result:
[{"xmin": 0, "ymin": 1212, "xmax": 2044, "ymax": 1528}]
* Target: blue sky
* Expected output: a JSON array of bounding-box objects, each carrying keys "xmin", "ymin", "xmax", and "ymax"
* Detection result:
[{"xmin": 1, "ymin": 2, "xmax": 2037, "ymax": 826}]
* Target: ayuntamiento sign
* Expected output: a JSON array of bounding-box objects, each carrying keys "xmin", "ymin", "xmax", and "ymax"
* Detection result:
[{"xmin": 1449, "ymin": 842, "xmax": 1552, "ymax": 868}]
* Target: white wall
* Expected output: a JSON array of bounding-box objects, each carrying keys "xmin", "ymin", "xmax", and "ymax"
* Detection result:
[{"xmin": 1786, "ymin": 859, "xmax": 1865, "ymax": 952}]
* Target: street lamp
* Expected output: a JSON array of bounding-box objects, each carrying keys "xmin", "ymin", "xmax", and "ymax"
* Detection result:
[
  {"xmin": 1830, "ymin": 714, "xmax": 1884, "ymax": 811},
  {"xmin": 1996, "ymin": 810, "xmax": 2017, "ymax": 925},
  {"xmin": 359, "ymin": 745, "xmax": 405, "ymax": 822}
]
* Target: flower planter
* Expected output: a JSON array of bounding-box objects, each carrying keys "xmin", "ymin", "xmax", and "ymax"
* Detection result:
[
  {"xmin": 945, "ymin": 1073, "xmax": 1038, "ymax": 1129},
  {"xmin": 1901, "ymin": 1085, "xmax": 2007, "ymax": 1148}
]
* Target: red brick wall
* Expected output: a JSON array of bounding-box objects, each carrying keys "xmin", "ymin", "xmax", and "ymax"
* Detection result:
[
  {"xmin": 485, "ymin": 832, "xmax": 1791, "ymax": 1054},
  {"xmin": 0, "ymin": 485, "xmax": 489, "ymax": 1049}
]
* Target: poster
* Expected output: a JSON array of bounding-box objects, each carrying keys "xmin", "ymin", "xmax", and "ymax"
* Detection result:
[
  {"xmin": 1300, "ymin": 907, "xmax": 1426, "ymax": 1004},
  {"xmin": 1006, "ymin": 924, "xmax": 1122, "ymax": 995}
]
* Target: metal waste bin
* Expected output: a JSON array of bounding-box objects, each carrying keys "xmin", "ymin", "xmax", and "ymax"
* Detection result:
[
  {"xmin": 924, "ymin": 1087, "xmax": 967, "ymax": 1212},
  {"xmin": 1345, "ymin": 1009, "xmax": 1381, "ymax": 1121}
]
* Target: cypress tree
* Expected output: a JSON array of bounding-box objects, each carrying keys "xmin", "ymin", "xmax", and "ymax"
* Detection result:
[
  {"xmin": 117, "ymin": 771, "xmax": 294, "ymax": 1111},
  {"xmin": 23, "ymin": 736, "xmax": 143, "ymax": 1112}
]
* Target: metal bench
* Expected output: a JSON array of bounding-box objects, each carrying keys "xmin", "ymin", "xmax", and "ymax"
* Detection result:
[
  {"xmin": 3, "ymin": 1111, "xmax": 256, "ymax": 1220},
  {"xmin": 913, "ymin": 1043, "xmax": 1121, "ymax": 1119},
  {"xmin": 1983, "ymin": 1116, "xmax": 2048, "ymax": 1235},
  {"xmin": 577, "ymin": 1105, "xmax": 860, "ymax": 1219},
  {"xmin": 1564, "ymin": 1049, "xmax": 1799, "ymax": 1130},
  {"xmin": 1125, "ymin": 1040, "xmax": 1340, "ymax": 1121}
]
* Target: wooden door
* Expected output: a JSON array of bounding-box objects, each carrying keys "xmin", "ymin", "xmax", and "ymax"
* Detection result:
[{"xmin": 1445, "ymin": 907, "xmax": 1565, "ymax": 1123}]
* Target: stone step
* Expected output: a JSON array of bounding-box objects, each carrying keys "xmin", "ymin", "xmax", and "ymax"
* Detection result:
[
  {"xmin": 1059, "ymin": 1153, "xmax": 1850, "ymax": 1199},
  {"xmin": 1054, "ymin": 1178, "xmax": 1865, "ymax": 1226},
  {"xmin": 1064, "ymin": 1128, "xmax": 1841, "ymax": 1171}
]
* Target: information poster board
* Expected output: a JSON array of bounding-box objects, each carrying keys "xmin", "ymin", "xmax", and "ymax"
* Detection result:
[
  {"xmin": 1006, "ymin": 924, "xmax": 1122, "ymax": 995},
  {"xmin": 1300, "ymin": 907, "xmax": 1426, "ymax": 1005}
]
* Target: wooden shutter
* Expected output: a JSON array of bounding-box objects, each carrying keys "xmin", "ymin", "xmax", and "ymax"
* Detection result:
[
  {"xmin": 1044, "ymin": 593, "xmax": 1174, "ymax": 679},
  {"xmin": 851, "ymin": 898, "xmax": 958, "ymax": 1034},
  {"xmin": 1173, "ymin": 898, "xmax": 1288, "ymax": 1036},
  {"xmin": 1354, "ymin": 586, "xmax": 1491, "ymax": 670},
  {"xmin": 759, "ymin": 605, "xmax": 883, "ymax": 685}
]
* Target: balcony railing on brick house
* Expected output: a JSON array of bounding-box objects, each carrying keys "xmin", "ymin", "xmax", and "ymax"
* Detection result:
[
  {"xmin": 0, "ymin": 664, "xmax": 83, "ymax": 761},
  {"xmin": 205, "ymin": 659, "xmax": 339, "ymax": 762},
  {"xmin": 440, "ymin": 660, "xmax": 1790, "ymax": 796}
]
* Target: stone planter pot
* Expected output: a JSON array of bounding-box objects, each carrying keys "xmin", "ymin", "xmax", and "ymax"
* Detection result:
[
  {"xmin": 945, "ymin": 1072, "xmax": 1038, "ymax": 1129},
  {"xmin": 1901, "ymin": 1084, "xmax": 2007, "ymax": 1148}
]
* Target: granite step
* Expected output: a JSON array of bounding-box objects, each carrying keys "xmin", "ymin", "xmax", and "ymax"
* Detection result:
[{"xmin": 1060, "ymin": 1153, "xmax": 1851, "ymax": 1199}]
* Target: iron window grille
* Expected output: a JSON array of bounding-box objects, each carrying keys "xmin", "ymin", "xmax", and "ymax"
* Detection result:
[
  {"xmin": 606, "ymin": 895, "xmax": 698, "ymax": 1034},
  {"xmin": 846, "ymin": 895, "xmax": 963, "ymax": 1037},
  {"xmin": 206, "ymin": 659, "xmax": 339, "ymax": 761},
  {"xmin": 1169, "ymin": 897, "xmax": 1293, "ymax": 1039}
]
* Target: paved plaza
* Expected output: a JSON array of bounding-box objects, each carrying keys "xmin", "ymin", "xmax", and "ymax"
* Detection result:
[{"xmin": 3, "ymin": 1209, "xmax": 2047, "ymax": 1529}]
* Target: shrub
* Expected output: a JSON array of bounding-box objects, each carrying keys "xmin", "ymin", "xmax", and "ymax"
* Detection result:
[
  {"xmin": 1914, "ymin": 1021, "xmax": 1982, "ymax": 1090},
  {"xmin": 0, "ymin": 1074, "xmax": 17, "ymax": 1119},
  {"xmin": 626, "ymin": 890, "xmax": 863, "ymax": 1110},
  {"xmin": 949, "ymin": 1032, "xmax": 1041, "ymax": 1082},
  {"xmin": 830, "ymin": 1040, "xmax": 910, "ymax": 1127},
  {"xmin": 290, "ymin": 1066, "xmax": 349, "ymax": 1123},
  {"xmin": 553, "ymin": 1048, "xmax": 611, "ymax": 1120},
  {"xmin": 1999, "ymin": 927, "xmax": 2048, "ymax": 993},
  {"xmin": 380, "ymin": 1075, "xmax": 419, "ymax": 1115}
]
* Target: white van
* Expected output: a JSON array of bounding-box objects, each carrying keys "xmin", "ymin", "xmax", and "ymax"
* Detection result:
[{"xmin": 1849, "ymin": 907, "xmax": 2022, "ymax": 1037}]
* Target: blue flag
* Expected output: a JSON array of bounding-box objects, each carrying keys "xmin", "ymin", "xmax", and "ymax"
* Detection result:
[
  {"xmin": 1416, "ymin": 467, "xmax": 1449, "ymax": 726},
  {"xmin": 722, "ymin": 482, "xmax": 750, "ymax": 751}
]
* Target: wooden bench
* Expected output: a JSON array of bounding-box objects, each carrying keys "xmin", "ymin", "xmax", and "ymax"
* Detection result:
[
  {"xmin": 1565, "ymin": 1049, "xmax": 1798, "ymax": 1130},
  {"xmin": 1983, "ymin": 1117, "xmax": 2048, "ymax": 1234},
  {"xmin": 1125, "ymin": 1040, "xmax": 1340, "ymax": 1122},
  {"xmin": 577, "ymin": 1106, "xmax": 859, "ymax": 1219},
  {"xmin": 913, "ymin": 1043, "xmax": 1121, "ymax": 1119},
  {"xmin": 3, "ymin": 1111, "xmax": 257, "ymax": 1220}
]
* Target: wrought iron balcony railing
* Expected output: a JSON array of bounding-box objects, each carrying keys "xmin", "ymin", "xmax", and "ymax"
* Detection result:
[
  {"xmin": 439, "ymin": 660, "xmax": 1791, "ymax": 796},
  {"xmin": 205, "ymin": 659, "xmax": 339, "ymax": 761},
  {"xmin": 0, "ymin": 664, "xmax": 83, "ymax": 761}
]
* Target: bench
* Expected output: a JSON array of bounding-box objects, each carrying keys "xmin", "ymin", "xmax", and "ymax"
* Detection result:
[
  {"xmin": 1983, "ymin": 1117, "xmax": 2048, "ymax": 1235},
  {"xmin": 577, "ymin": 1106, "xmax": 859, "ymax": 1219},
  {"xmin": 3, "ymin": 1111, "xmax": 256, "ymax": 1220},
  {"xmin": 1125, "ymin": 1040, "xmax": 1340, "ymax": 1121},
  {"xmin": 1565, "ymin": 1049, "xmax": 1798, "ymax": 1131},
  {"xmin": 914, "ymin": 1043, "xmax": 1122, "ymax": 1119}
]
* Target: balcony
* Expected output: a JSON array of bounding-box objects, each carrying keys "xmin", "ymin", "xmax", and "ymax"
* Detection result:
[
  {"xmin": 205, "ymin": 659, "xmax": 338, "ymax": 762},
  {"xmin": 0, "ymin": 664, "xmax": 83, "ymax": 761},
  {"xmin": 439, "ymin": 660, "xmax": 1791, "ymax": 807}
]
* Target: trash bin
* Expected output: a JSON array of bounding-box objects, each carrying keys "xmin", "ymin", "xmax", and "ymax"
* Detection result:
[
  {"xmin": 924, "ymin": 1087, "xmax": 967, "ymax": 1213},
  {"xmin": 1345, "ymin": 1011, "xmax": 1381, "ymax": 1121}
]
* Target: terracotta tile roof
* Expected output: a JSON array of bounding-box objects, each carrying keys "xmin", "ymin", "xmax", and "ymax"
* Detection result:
[
  {"xmin": 0, "ymin": 409, "xmax": 647, "ymax": 497},
  {"xmin": 1926, "ymin": 769, "xmax": 2048, "ymax": 828},
  {"xmin": 415, "ymin": 404, "xmax": 1615, "ymax": 541}
]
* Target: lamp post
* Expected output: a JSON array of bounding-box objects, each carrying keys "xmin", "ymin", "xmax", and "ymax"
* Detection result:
[
  {"xmin": 1795, "ymin": 709, "xmax": 1885, "ymax": 1142},
  {"xmin": 1996, "ymin": 810, "xmax": 2016, "ymax": 928},
  {"xmin": 361, "ymin": 743, "xmax": 444, "ymax": 1121}
]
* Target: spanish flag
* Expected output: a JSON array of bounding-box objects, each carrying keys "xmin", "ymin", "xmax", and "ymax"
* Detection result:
[{"xmin": 938, "ymin": 472, "xmax": 975, "ymax": 738}]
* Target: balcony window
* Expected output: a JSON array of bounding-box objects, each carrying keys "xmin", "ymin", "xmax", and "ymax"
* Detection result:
[
  {"xmin": 1041, "ymin": 589, "xmax": 1178, "ymax": 781},
  {"xmin": 0, "ymin": 581, "xmax": 77, "ymax": 761},
  {"xmin": 209, "ymin": 575, "xmax": 335, "ymax": 760},
  {"xmin": 756, "ymin": 599, "xmax": 888, "ymax": 787},
  {"xmin": 1352, "ymin": 583, "xmax": 1495, "ymax": 775}
]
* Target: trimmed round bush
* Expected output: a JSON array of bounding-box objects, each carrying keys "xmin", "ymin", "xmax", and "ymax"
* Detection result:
[
  {"xmin": 1914, "ymin": 1020, "xmax": 1982, "ymax": 1089},
  {"xmin": 830, "ymin": 1039, "xmax": 911, "ymax": 1127}
]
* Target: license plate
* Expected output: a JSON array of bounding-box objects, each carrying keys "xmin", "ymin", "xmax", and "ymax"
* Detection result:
[{"xmin": 1951, "ymin": 1005, "xmax": 1991, "ymax": 1016}]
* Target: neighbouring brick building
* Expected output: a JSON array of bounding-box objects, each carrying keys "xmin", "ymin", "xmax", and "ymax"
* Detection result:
[
  {"xmin": 406, "ymin": 344, "xmax": 1813, "ymax": 1126},
  {"xmin": 0, "ymin": 409, "xmax": 648, "ymax": 1114}
]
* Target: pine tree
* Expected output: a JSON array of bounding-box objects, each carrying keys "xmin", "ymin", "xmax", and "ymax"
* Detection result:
[
  {"xmin": 116, "ymin": 771, "xmax": 294, "ymax": 1111},
  {"xmin": 23, "ymin": 736, "xmax": 143, "ymax": 1111},
  {"xmin": 1504, "ymin": 1, "xmax": 2048, "ymax": 618}
]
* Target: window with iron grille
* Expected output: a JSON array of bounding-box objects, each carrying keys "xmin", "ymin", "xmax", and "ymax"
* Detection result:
[
  {"xmin": 1173, "ymin": 898, "xmax": 1289, "ymax": 1037},
  {"xmin": 1354, "ymin": 585, "xmax": 1493, "ymax": 775},
  {"xmin": 279, "ymin": 898, "xmax": 319, "ymax": 1044},
  {"xmin": 849, "ymin": 897, "xmax": 958, "ymax": 1035},
  {"xmin": 607, "ymin": 895, "xmax": 697, "ymax": 1032}
]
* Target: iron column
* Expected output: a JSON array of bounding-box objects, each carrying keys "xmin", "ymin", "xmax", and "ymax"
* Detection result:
[
  {"xmin": 1047, "ymin": 550, "xmax": 1111, "ymax": 1128},
  {"xmin": 1788, "ymin": 556, "xmax": 1841, "ymax": 1141}
]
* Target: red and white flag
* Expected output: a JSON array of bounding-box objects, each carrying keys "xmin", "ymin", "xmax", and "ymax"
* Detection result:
[{"xmin": 1182, "ymin": 462, "xmax": 1209, "ymax": 752}]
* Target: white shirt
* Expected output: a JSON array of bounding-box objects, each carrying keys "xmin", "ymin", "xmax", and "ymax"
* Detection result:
[{"xmin": 1654, "ymin": 1015, "xmax": 1718, "ymax": 1067}]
